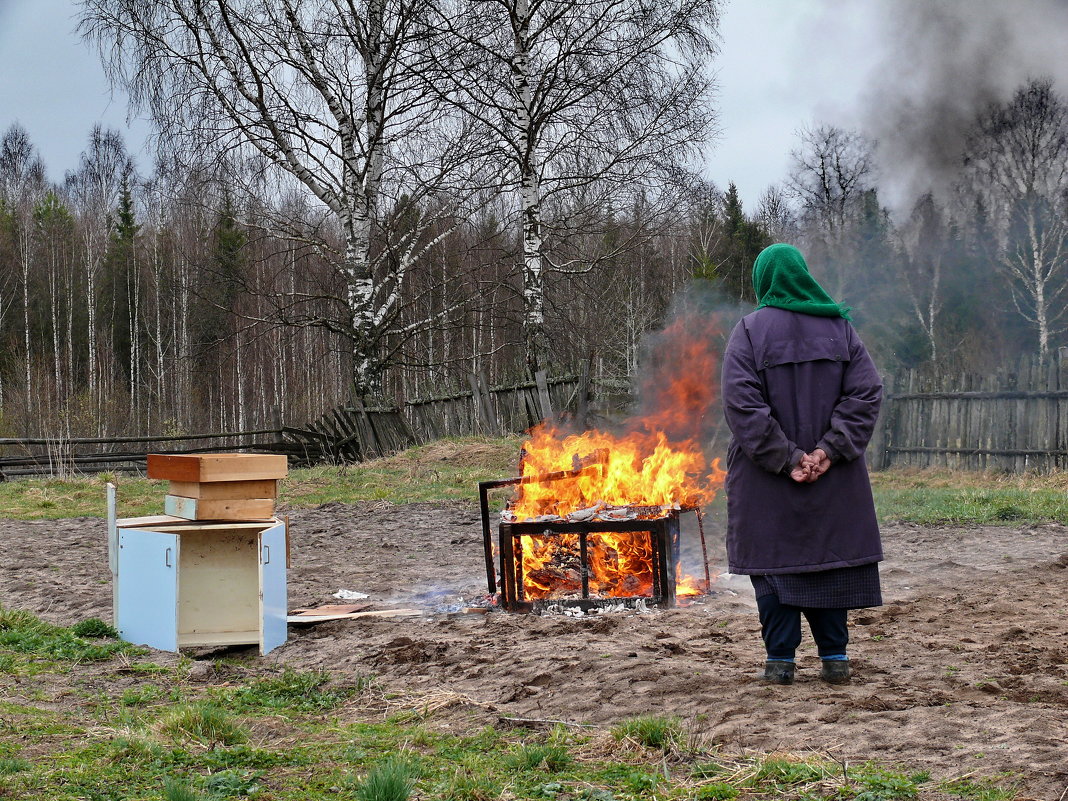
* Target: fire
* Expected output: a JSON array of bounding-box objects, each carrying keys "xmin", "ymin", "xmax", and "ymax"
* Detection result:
[
  {"xmin": 507, "ymin": 310, "xmax": 727, "ymax": 603},
  {"xmin": 511, "ymin": 425, "xmax": 722, "ymax": 519},
  {"xmin": 521, "ymin": 532, "xmax": 657, "ymax": 600}
]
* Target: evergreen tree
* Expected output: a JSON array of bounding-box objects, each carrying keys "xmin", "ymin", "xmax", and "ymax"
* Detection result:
[
  {"xmin": 692, "ymin": 183, "xmax": 768, "ymax": 303},
  {"xmin": 192, "ymin": 192, "xmax": 245, "ymax": 360},
  {"xmin": 102, "ymin": 179, "xmax": 139, "ymax": 380}
]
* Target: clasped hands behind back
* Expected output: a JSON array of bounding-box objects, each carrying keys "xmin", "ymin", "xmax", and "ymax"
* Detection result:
[{"xmin": 789, "ymin": 447, "xmax": 830, "ymax": 484}]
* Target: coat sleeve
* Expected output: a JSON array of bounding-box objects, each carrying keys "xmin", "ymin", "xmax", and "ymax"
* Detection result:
[
  {"xmin": 816, "ymin": 326, "xmax": 883, "ymax": 462},
  {"xmin": 722, "ymin": 321, "xmax": 804, "ymax": 474}
]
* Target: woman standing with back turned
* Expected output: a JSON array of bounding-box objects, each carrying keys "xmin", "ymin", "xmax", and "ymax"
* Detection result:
[{"xmin": 721, "ymin": 243, "xmax": 884, "ymax": 685}]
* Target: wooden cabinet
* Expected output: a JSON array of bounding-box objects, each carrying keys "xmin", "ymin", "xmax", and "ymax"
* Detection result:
[{"xmin": 112, "ymin": 515, "xmax": 288, "ymax": 655}]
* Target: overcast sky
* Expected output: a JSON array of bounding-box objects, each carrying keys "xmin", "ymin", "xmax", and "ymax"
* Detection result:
[
  {"xmin": 0, "ymin": 0, "xmax": 884, "ymax": 208},
  {"xmin": 0, "ymin": 0, "xmax": 916, "ymax": 210},
  {"xmin": 0, "ymin": 0, "xmax": 154, "ymax": 176}
]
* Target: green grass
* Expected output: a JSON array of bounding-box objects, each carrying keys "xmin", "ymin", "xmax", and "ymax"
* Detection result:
[
  {"xmin": 0, "ymin": 436, "xmax": 522, "ymax": 519},
  {"xmin": 503, "ymin": 743, "xmax": 574, "ymax": 773},
  {"xmin": 224, "ymin": 667, "xmax": 365, "ymax": 714},
  {"xmin": 0, "ymin": 606, "xmax": 141, "ymax": 667},
  {"xmin": 753, "ymin": 755, "xmax": 832, "ymax": 785},
  {"xmin": 0, "ymin": 757, "xmax": 31, "ymax": 775},
  {"xmin": 157, "ymin": 703, "xmax": 250, "ymax": 747},
  {"xmin": 696, "ymin": 782, "xmax": 738, "ymax": 799},
  {"xmin": 870, "ymin": 481, "xmax": 1068, "ymax": 524},
  {"xmin": 940, "ymin": 777, "xmax": 1019, "ymax": 800},
  {"xmin": 610, "ymin": 714, "xmax": 683, "ymax": 751},
  {"xmin": 0, "ymin": 617, "xmax": 1027, "ymax": 801},
  {"xmin": 162, "ymin": 778, "xmax": 206, "ymax": 801},
  {"xmin": 3, "ymin": 439, "xmax": 1068, "ymax": 526},
  {"xmin": 70, "ymin": 618, "xmax": 119, "ymax": 639},
  {"xmin": 351, "ymin": 756, "xmax": 419, "ymax": 801}
]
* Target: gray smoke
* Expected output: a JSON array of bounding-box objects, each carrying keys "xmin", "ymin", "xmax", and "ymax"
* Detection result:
[{"xmin": 858, "ymin": 0, "xmax": 1068, "ymax": 205}]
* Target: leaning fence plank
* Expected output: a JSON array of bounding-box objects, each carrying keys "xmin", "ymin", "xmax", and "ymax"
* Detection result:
[
  {"xmin": 535, "ymin": 370, "xmax": 553, "ymax": 421},
  {"xmin": 576, "ymin": 360, "xmax": 591, "ymax": 430}
]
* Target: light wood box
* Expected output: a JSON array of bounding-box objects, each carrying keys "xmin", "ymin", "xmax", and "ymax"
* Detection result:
[
  {"xmin": 164, "ymin": 495, "xmax": 275, "ymax": 522},
  {"xmin": 147, "ymin": 453, "xmax": 288, "ymax": 483},
  {"xmin": 169, "ymin": 479, "xmax": 279, "ymax": 500}
]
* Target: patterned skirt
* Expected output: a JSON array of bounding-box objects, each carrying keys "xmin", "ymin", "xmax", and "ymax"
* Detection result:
[{"xmin": 749, "ymin": 563, "xmax": 882, "ymax": 609}]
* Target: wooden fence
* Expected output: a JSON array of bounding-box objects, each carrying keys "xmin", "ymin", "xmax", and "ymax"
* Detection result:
[
  {"xmin": 405, "ymin": 370, "xmax": 589, "ymax": 441},
  {"xmin": 0, "ymin": 369, "xmax": 620, "ymax": 477},
  {"xmin": 11, "ymin": 356, "xmax": 1068, "ymax": 478},
  {"xmin": 872, "ymin": 354, "xmax": 1068, "ymax": 472},
  {"xmin": 0, "ymin": 430, "xmax": 287, "ymax": 477}
]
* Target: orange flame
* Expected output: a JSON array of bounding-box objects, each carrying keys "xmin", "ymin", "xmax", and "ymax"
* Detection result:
[
  {"xmin": 512, "ymin": 425, "xmax": 723, "ymax": 519},
  {"xmin": 509, "ymin": 311, "xmax": 726, "ymax": 602}
]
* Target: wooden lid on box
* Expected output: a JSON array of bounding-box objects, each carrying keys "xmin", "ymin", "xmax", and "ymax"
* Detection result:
[{"xmin": 147, "ymin": 453, "xmax": 288, "ymax": 482}]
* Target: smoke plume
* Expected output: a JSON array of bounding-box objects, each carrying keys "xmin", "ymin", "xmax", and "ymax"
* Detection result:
[
  {"xmin": 859, "ymin": 0, "xmax": 1068, "ymax": 204},
  {"xmin": 632, "ymin": 285, "xmax": 744, "ymax": 447}
]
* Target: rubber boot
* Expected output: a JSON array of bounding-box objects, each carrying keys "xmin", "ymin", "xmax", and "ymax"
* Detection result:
[
  {"xmin": 820, "ymin": 659, "xmax": 851, "ymax": 684},
  {"xmin": 763, "ymin": 660, "xmax": 796, "ymax": 685}
]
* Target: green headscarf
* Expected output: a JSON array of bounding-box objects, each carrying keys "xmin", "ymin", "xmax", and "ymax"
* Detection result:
[{"xmin": 752, "ymin": 243, "xmax": 852, "ymax": 321}]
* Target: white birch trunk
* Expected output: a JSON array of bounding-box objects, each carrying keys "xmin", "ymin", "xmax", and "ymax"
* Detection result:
[
  {"xmin": 65, "ymin": 249, "xmax": 74, "ymax": 408},
  {"xmin": 0, "ymin": 289, "xmax": 5, "ymax": 410},
  {"xmin": 236, "ymin": 326, "xmax": 246, "ymax": 432},
  {"xmin": 153, "ymin": 232, "xmax": 164, "ymax": 429},
  {"xmin": 20, "ymin": 228, "xmax": 32, "ymax": 425},
  {"xmin": 49, "ymin": 242, "xmax": 63, "ymax": 406},
  {"xmin": 513, "ymin": 0, "xmax": 548, "ymax": 373},
  {"xmin": 129, "ymin": 256, "xmax": 140, "ymax": 428},
  {"xmin": 85, "ymin": 234, "xmax": 98, "ymax": 404},
  {"xmin": 334, "ymin": 0, "xmax": 388, "ymax": 400},
  {"xmin": 1034, "ymin": 242, "xmax": 1049, "ymax": 360},
  {"xmin": 179, "ymin": 255, "xmax": 190, "ymax": 427},
  {"xmin": 926, "ymin": 286, "xmax": 939, "ymax": 364}
]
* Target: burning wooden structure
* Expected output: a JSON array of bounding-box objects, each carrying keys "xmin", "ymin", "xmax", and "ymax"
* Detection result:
[
  {"xmin": 478, "ymin": 312, "xmax": 727, "ymax": 611},
  {"xmin": 479, "ymin": 446, "xmax": 719, "ymax": 613}
]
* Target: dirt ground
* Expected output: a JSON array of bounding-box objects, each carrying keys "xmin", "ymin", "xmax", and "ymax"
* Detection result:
[{"xmin": 1, "ymin": 502, "xmax": 1066, "ymax": 798}]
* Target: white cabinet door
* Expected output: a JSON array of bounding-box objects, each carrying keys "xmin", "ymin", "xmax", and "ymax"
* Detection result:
[
  {"xmin": 117, "ymin": 529, "xmax": 179, "ymax": 651},
  {"xmin": 258, "ymin": 522, "xmax": 288, "ymax": 654}
]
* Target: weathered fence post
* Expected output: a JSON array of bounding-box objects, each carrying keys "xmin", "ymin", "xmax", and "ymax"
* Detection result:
[
  {"xmin": 870, "ymin": 372, "xmax": 893, "ymax": 470},
  {"xmin": 467, "ymin": 373, "xmax": 500, "ymax": 436},
  {"xmin": 479, "ymin": 372, "xmax": 501, "ymax": 435},
  {"xmin": 534, "ymin": 370, "xmax": 554, "ymax": 422},
  {"xmin": 576, "ymin": 360, "xmax": 591, "ymax": 430}
]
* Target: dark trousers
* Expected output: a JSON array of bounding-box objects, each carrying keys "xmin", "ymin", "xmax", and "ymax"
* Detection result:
[{"xmin": 756, "ymin": 593, "xmax": 849, "ymax": 660}]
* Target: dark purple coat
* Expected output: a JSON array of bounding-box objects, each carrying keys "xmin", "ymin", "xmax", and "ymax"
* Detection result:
[{"xmin": 721, "ymin": 307, "xmax": 883, "ymax": 575}]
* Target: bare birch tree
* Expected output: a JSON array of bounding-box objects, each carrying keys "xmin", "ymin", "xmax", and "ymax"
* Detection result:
[
  {"xmin": 898, "ymin": 193, "xmax": 949, "ymax": 362},
  {"xmin": 0, "ymin": 125, "xmax": 47, "ymax": 423},
  {"xmin": 961, "ymin": 78, "xmax": 1068, "ymax": 359},
  {"xmin": 65, "ymin": 126, "xmax": 134, "ymax": 410},
  {"xmin": 787, "ymin": 124, "xmax": 875, "ymax": 298},
  {"xmin": 431, "ymin": 0, "xmax": 720, "ymax": 372},
  {"xmin": 33, "ymin": 191, "xmax": 76, "ymax": 410},
  {"xmin": 756, "ymin": 184, "xmax": 798, "ymax": 244},
  {"xmin": 80, "ymin": 0, "xmax": 484, "ymax": 398}
]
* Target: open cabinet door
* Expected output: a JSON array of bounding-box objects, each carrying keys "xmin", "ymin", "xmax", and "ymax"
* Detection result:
[
  {"xmin": 259, "ymin": 521, "xmax": 288, "ymax": 654},
  {"xmin": 117, "ymin": 529, "xmax": 179, "ymax": 651}
]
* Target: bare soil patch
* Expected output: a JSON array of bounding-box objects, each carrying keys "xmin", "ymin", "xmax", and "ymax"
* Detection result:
[{"xmin": 1, "ymin": 504, "xmax": 1065, "ymax": 796}]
